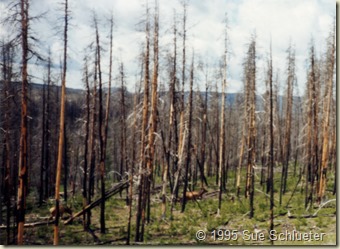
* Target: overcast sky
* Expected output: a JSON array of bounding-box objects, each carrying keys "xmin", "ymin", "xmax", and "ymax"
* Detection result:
[{"xmin": 0, "ymin": 0, "xmax": 336, "ymax": 94}]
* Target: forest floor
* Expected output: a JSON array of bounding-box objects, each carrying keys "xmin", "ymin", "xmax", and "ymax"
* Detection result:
[{"xmin": 0, "ymin": 168, "xmax": 336, "ymax": 245}]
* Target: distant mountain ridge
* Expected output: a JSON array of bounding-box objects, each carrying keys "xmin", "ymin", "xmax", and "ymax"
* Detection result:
[{"xmin": 1, "ymin": 81, "xmax": 301, "ymax": 113}]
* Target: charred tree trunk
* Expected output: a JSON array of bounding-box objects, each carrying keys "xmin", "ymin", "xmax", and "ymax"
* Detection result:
[
  {"xmin": 268, "ymin": 44, "xmax": 275, "ymax": 245},
  {"xmin": 127, "ymin": 82, "xmax": 140, "ymax": 244},
  {"xmin": 135, "ymin": 5, "xmax": 150, "ymax": 242},
  {"xmin": 181, "ymin": 54, "xmax": 194, "ymax": 213},
  {"xmin": 44, "ymin": 66, "xmax": 51, "ymax": 200},
  {"xmin": 304, "ymin": 44, "xmax": 318, "ymax": 208},
  {"xmin": 244, "ymin": 37, "xmax": 256, "ymax": 219},
  {"xmin": 93, "ymin": 15, "xmax": 106, "ymax": 234},
  {"xmin": 1, "ymin": 41, "xmax": 14, "ymax": 245},
  {"xmin": 17, "ymin": 0, "xmax": 29, "ymax": 244},
  {"xmin": 87, "ymin": 51, "xmax": 98, "ymax": 227},
  {"xmin": 82, "ymin": 57, "xmax": 90, "ymax": 230},
  {"xmin": 145, "ymin": 1, "xmax": 159, "ymax": 224},
  {"xmin": 279, "ymin": 46, "xmax": 295, "ymax": 205},
  {"xmin": 162, "ymin": 12, "xmax": 177, "ymax": 219},
  {"xmin": 119, "ymin": 63, "xmax": 127, "ymax": 201},
  {"xmin": 39, "ymin": 77, "xmax": 46, "ymax": 206}
]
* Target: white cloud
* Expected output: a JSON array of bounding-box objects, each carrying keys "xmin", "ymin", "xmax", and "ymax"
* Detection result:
[{"xmin": 0, "ymin": 0, "xmax": 335, "ymax": 94}]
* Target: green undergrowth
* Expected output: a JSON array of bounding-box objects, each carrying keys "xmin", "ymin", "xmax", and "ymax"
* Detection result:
[{"xmin": 1, "ymin": 166, "xmax": 336, "ymax": 245}]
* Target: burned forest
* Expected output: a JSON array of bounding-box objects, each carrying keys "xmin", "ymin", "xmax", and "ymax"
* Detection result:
[{"xmin": 0, "ymin": 0, "xmax": 336, "ymax": 246}]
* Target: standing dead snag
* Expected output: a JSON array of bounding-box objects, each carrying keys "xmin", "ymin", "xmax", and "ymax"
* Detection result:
[
  {"xmin": 102, "ymin": 15, "xmax": 114, "ymax": 219},
  {"xmin": 82, "ymin": 57, "xmax": 90, "ymax": 230},
  {"xmin": 161, "ymin": 11, "xmax": 177, "ymax": 220},
  {"xmin": 171, "ymin": 0, "xmax": 188, "ymax": 204},
  {"xmin": 119, "ymin": 63, "xmax": 127, "ymax": 202},
  {"xmin": 145, "ymin": 0, "xmax": 159, "ymax": 224},
  {"xmin": 39, "ymin": 64, "xmax": 47, "ymax": 207},
  {"xmin": 54, "ymin": 0, "xmax": 68, "ymax": 245},
  {"xmin": 218, "ymin": 14, "xmax": 228, "ymax": 216},
  {"xmin": 267, "ymin": 43, "xmax": 275, "ymax": 245},
  {"xmin": 304, "ymin": 43, "xmax": 319, "ymax": 208},
  {"xmin": 2, "ymin": 40, "xmax": 14, "ymax": 245},
  {"xmin": 244, "ymin": 36, "xmax": 256, "ymax": 219},
  {"xmin": 178, "ymin": 0, "xmax": 187, "ymax": 168},
  {"xmin": 17, "ymin": 0, "xmax": 29, "ymax": 244},
  {"xmin": 135, "ymin": 3, "xmax": 150, "ymax": 242},
  {"xmin": 279, "ymin": 45, "xmax": 295, "ymax": 205},
  {"xmin": 318, "ymin": 25, "xmax": 335, "ymax": 203},
  {"xmin": 236, "ymin": 52, "xmax": 251, "ymax": 198},
  {"xmin": 127, "ymin": 81, "xmax": 141, "ymax": 244},
  {"xmin": 92, "ymin": 13, "xmax": 106, "ymax": 234},
  {"xmin": 181, "ymin": 53, "xmax": 194, "ymax": 213},
  {"xmin": 87, "ymin": 47, "xmax": 98, "ymax": 227}
]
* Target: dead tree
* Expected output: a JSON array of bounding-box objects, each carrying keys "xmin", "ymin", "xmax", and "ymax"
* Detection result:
[
  {"xmin": 82, "ymin": 56, "xmax": 90, "ymax": 230},
  {"xmin": 218, "ymin": 15, "xmax": 228, "ymax": 216},
  {"xmin": 39, "ymin": 63, "xmax": 47, "ymax": 206},
  {"xmin": 145, "ymin": 0, "xmax": 159, "ymax": 224},
  {"xmin": 135, "ymin": 4, "xmax": 150, "ymax": 242},
  {"xmin": 304, "ymin": 43, "xmax": 318, "ymax": 208},
  {"xmin": 236, "ymin": 63, "xmax": 250, "ymax": 197},
  {"xmin": 92, "ymin": 14, "xmax": 106, "ymax": 234},
  {"xmin": 318, "ymin": 24, "xmax": 335, "ymax": 203},
  {"xmin": 54, "ymin": 0, "xmax": 69, "ymax": 244},
  {"xmin": 17, "ymin": 0, "xmax": 29, "ymax": 244},
  {"xmin": 181, "ymin": 53, "xmax": 194, "ymax": 213},
  {"xmin": 119, "ymin": 63, "xmax": 127, "ymax": 199},
  {"xmin": 100, "ymin": 14, "xmax": 114, "ymax": 215},
  {"xmin": 244, "ymin": 36, "xmax": 256, "ymax": 219},
  {"xmin": 279, "ymin": 45, "xmax": 295, "ymax": 205},
  {"xmin": 267, "ymin": 43, "xmax": 275, "ymax": 245},
  {"xmin": 161, "ymin": 11, "xmax": 177, "ymax": 219},
  {"xmin": 1, "ymin": 40, "xmax": 15, "ymax": 245},
  {"xmin": 127, "ymin": 78, "xmax": 141, "ymax": 244},
  {"xmin": 177, "ymin": 1, "xmax": 187, "ymax": 171},
  {"xmin": 87, "ymin": 48, "xmax": 98, "ymax": 227}
]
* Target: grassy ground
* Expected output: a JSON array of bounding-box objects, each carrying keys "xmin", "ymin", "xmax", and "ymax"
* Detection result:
[{"xmin": 1, "ymin": 167, "xmax": 336, "ymax": 245}]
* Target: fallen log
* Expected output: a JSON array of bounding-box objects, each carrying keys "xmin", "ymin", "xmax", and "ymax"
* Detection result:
[
  {"xmin": 313, "ymin": 199, "xmax": 336, "ymax": 216},
  {"xmin": 0, "ymin": 219, "xmax": 55, "ymax": 229},
  {"xmin": 86, "ymin": 227, "xmax": 101, "ymax": 243},
  {"xmin": 287, "ymin": 200, "xmax": 336, "ymax": 219},
  {"xmin": 64, "ymin": 180, "xmax": 129, "ymax": 225}
]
